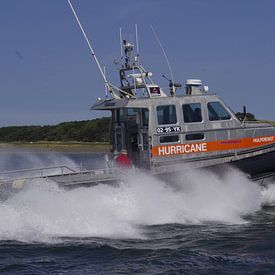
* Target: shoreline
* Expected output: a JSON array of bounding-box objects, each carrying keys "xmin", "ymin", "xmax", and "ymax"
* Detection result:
[{"xmin": 0, "ymin": 141, "xmax": 110, "ymax": 153}]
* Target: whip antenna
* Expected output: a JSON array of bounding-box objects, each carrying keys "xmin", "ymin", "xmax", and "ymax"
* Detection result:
[
  {"xmin": 119, "ymin": 27, "xmax": 123, "ymax": 66},
  {"xmin": 67, "ymin": 0, "xmax": 111, "ymax": 92},
  {"xmin": 135, "ymin": 24, "xmax": 140, "ymax": 64},
  {"xmin": 103, "ymin": 66, "xmax": 108, "ymax": 99},
  {"xmin": 150, "ymin": 25, "xmax": 174, "ymax": 84}
]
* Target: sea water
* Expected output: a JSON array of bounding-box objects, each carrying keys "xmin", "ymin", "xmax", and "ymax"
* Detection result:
[{"xmin": 0, "ymin": 147, "xmax": 275, "ymax": 274}]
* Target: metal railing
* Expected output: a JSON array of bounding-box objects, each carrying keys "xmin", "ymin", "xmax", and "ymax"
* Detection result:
[
  {"xmin": 0, "ymin": 165, "xmax": 129, "ymax": 186},
  {"xmin": 242, "ymin": 120, "xmax": 274, "ymax": 127},
  {"xmin": 0, "ymin": 165, "xmax": 76, "ymax": 181}
]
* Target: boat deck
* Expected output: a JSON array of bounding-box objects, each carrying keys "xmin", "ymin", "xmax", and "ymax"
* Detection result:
[
  {"xmin": 48, "ymin": 169, "xmax": 124, "ymax": 188},
  {"xmin": 0, "ymin": 166, "xmax": 126, "ymax": 195}
]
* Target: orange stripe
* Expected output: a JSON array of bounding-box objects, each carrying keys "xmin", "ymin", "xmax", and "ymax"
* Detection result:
[{"xmin": 151, "ymin": 135, "xmax": 275, "ymax": 157}]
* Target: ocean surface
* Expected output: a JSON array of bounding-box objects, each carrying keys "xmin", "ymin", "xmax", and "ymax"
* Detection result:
[{"xmin": 0, "ymin": 147, "xmax": 275, "ymax": 274}]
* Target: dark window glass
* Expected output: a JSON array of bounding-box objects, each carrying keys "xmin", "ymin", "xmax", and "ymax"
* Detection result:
[
  {"xmin": 141, "ymin": 109, "xmax": 149, "ymax": 127},
  {"xmin": 208, "ymin": 102, "xmax": 231, "ymax": 121},
  {"xmin": 186, "ymin": 133, "xmax": 204, "ymax": 141},
  {"xmin": 127, "ymin": 108, "xmax": 138, "ymax": 116},
  {"xmin": 182, "ymin": 103, "xmax": 202, "ymax": 123},
  {"xmin": 160, "ymin": 135, "xmax": 179, "ymax": 143},
  {"xmin": 143, "ymin": 133, "xmax": 149, "ymax": 150},
  {"xmin": 116, "ymin": 109, "xmax": 124, "ymax": 124},
  {"xmin": 157, "ymin": 105, "xmax": 177, "ymax": 125},
  {"xmin": 115, "ymin": 128, "xmax": 123, "ymax": 152}
]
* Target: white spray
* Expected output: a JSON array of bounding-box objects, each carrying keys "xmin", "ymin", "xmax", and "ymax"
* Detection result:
[{"xmin": 0, "ymin": 160, "xmax": 275, "ymax": 243}]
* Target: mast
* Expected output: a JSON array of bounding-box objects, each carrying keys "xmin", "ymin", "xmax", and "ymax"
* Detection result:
[{"xmin": 66, "ymin": 0, "xmax": 112, "ymax": 94}]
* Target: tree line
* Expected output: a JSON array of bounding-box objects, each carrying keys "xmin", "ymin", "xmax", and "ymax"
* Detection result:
[
  {"xmin": 0, "ymin": 112, "xmax": 258, "ymax": 143},
  {"xmin": 0, "ymin": 117, "xmax": 110, "ymax": 143},
  {"xmin": 235, "ymin": 112, "xmax": 256, "ymax": 121}
]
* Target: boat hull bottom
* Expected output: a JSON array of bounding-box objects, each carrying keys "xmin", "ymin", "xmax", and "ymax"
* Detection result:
[
  {"xmin": 154, "ymin": 150, "xmax": 275, "ymax": 184},
  {"xmin": 229, "ymin": 150, "xmax": 275, "ymax": 181}
]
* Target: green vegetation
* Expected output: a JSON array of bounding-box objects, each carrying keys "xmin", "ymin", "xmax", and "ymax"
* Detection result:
[
  {"xmin": 235, "ymin": 112, "xmax": 275, "ymax": 125},
  {"xmin": 0, "ymin": 114, "xmax": 274, "ymax": 147},
  {"xmin": 235, "ymin": 112, "xmax": 256, "ymax": 121},
  {"xmin": 0, "ymin": 117, "xmax": 110, "ymax": 143}
]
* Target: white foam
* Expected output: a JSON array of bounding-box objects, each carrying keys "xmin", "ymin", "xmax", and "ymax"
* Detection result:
[
  {"xmin": 261, "ymin": 182, "xmax": 275, "ymax": 206},
  {"xmin": 0, "ymin": 164, "xmax": 273, "ymax": 242}
]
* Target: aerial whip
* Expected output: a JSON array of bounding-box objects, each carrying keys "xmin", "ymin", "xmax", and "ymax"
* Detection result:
[
  {"xmin": 66, "ymin": 0, "xmax": 111, "ymax": 93},
  {"xmin": 150, "ymin": 25, "xmax": 174, "ymax": 85}
]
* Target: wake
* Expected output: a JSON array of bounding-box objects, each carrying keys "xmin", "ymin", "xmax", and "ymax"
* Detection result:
[{"xmin": 0, "ymin": 164, "xmax": 274, "ymax": 242}]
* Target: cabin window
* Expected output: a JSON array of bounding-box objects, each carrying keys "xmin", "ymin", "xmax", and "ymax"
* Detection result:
[
  {"xmin": 143, "ymin": 133, "xmax": 149, "ymax": 150},
  {"xmin": 182, "ymin": 103, "xmax": 202, "ymax": 123},
  {"xmin": 116, "ymin": 109, "xmax": 124, "ymax": 125},
  {"xmin": 156, "ymin": 105, "xmax": 177, "ymax": 125},
  {"xmin": 141, "ymin": 109, "xmax": 149, "ymax": 127},
  {"xmin": 186, "ymin": 133, "xmax": 204, "ymax": 141},
  {"xmin": 160, "ymin": 135, "xmax": 179, "ymax": 143},
  {"xmin": 127, "ymin": 108, "xmax": 138, "ymax": 116},
  {"xmin": 207, "ymin": 102, "xmax": 231, "ymax": 121},
  {"xmin": 115, "ymin": 128, "xmax": 123, "ymax": 152}
]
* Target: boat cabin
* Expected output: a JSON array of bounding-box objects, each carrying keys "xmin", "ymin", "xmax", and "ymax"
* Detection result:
[{"xmin": 92, "ymin": 40, "xmax": 275, "ymax": 177}]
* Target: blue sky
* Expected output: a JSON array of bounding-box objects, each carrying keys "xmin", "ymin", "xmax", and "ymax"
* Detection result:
[{"xmin": 0, "ymin": 0, "xmax": 274, "ymax": 126}]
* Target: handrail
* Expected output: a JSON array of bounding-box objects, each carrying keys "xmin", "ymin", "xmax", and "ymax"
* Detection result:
[
  {"xmin": 0, "ymin": 165, "xmax": 76, "ymax": 178},
  {"xmin": 88, "ymin": 167, "xmax": 127, "ymax": 176},
  {"xmin": 0, "ymin": 166, "xmax": 127, "ymax": 184}
]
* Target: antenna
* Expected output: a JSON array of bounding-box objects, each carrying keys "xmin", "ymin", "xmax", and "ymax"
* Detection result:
[
  {"xmin": 119, "ymin": 27, "xmax": 123, "ymax": 66},
  {"xmin": 103, "ymin": 66, "xmax": 108, "ymax": 99},
  {"xmin": 66, "ymin": 0, "xmax": 112, "ymax": 94},
  {"xmin": 150, "ymin": 25, "xmax": 174, "ymax": 84},
  {"xmin": 135, "ymin": 24, "xmax": 139, "ymax": 64},
  {"xmin": 241, "ymin": 105, "xmax": 247, "ymax": 126}
]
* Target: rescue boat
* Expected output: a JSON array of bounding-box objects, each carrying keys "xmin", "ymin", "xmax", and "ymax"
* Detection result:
[
  {"xmin": 92, "ymin": 39, "xmax": 275, "ymax": 181},
  {"xmin": 1, "ymin": 1, "xmax": 275, "ymax": 198}
]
